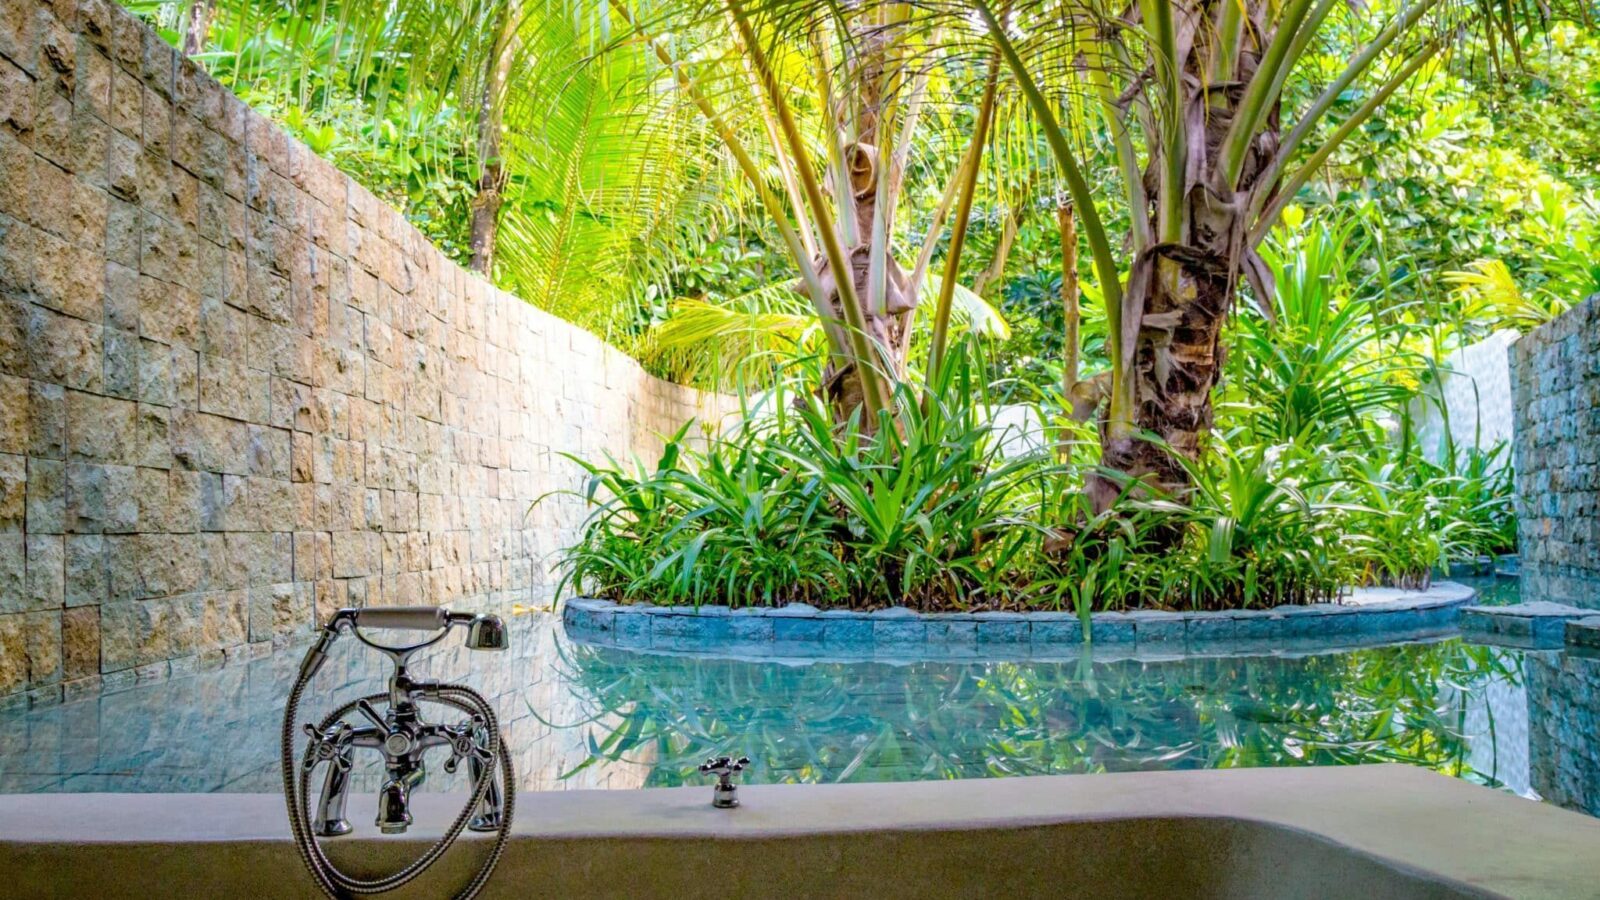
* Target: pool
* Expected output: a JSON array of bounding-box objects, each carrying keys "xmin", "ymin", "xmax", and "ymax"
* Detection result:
[{"xmin": 1, "ymin": 575, "xmax": 1596, "ymax": 820}]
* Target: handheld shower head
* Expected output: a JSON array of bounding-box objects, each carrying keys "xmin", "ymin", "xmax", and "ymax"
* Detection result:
[{"xmin": 465, "ymin": 614, "xmax": 509, "ymax": 651}]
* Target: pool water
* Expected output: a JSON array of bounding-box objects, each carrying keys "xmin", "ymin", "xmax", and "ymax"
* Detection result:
[{"xmin": 0, "ymin": 577, "xmax": 1596, "ymax": 820}]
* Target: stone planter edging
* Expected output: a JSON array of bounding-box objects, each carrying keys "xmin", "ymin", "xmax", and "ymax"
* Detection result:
[{"xmin": 561, "ymin": 582, "xmax": 1477, "ymax": 659}]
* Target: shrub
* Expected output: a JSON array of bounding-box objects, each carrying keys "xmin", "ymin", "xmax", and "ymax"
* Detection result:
[{"xmin": 554, "ymin": 347, "xmax": 1474, "ymax": 614}]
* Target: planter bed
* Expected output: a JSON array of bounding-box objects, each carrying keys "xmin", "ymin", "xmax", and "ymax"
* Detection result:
[{"xmin": 562, "ymin": 582, "xmax": 1477, "ymax": 659}]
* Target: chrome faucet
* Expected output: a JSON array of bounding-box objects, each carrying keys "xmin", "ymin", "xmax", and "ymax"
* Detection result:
[
  {"xmin": 699, "ymin": 756, "xmax": 750, "ymax": 808},
  {"xmin": 300, "ymin": 607, "xmax": 509, "ymax": 836}
]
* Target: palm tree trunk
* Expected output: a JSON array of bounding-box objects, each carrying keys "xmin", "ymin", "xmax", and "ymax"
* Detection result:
[
  {"xmin": 469, "ymin": 9, "xmax": 518, "ymax": 275},
  {"xmin": 1099, "ymin": 249, "xmax": 1233, "ymax": 500},
  {"xmin": 1058, "ymin": 203, "xmax": 1078, "ymax": 399},
  {"xmin": 1093, "ymin": 0, "xmax": 1286, "ymax": 507},
  {"xmin": 181, "ymin": 0, "xmax": 213, "ymax": 57},
  {"xmin": 806, "ymin": 9, "xmax": 919, "ymax": 424}
]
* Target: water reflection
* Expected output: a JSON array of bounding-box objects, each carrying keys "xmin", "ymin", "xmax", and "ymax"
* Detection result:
[
  {"xmin": 545, "ymin": 638, "xmax": 1540, "ymax": 795},
  {"xmin": 0, "ymin": 611, "xmax": 1595, "ymax": 820}
]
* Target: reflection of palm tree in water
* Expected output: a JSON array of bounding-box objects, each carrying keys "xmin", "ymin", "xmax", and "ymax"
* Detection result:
[{"xmin": 531, "ymin": 639, "xmax": 1523, "ymax": 790}]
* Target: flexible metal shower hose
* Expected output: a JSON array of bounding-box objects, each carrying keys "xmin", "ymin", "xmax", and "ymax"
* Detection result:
[{"xmin": 281, "ymin": 672, "xmax": 516, "ymax": 899}]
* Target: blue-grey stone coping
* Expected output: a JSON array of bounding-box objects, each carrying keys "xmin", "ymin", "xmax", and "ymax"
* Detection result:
[
  {"xmin": 1567, "ymin": 617, "xmax": 1600, "ymax": 651},
  {"xmin": 561, "ymin": 582, "xmax": 1477, "ymax": 660},
  {"xmin": 1461, "ymin": 601, "xmax": 1598, "ymax": 647}
]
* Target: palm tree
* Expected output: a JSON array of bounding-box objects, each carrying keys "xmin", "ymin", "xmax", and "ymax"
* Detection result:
[
  {"xmin": 160, "ymin": 0, "xmax": 737, "ymax": 331},
  {"xmin": 970, "ymin": 0, "xmax": 1466, "ymax": 509},
  {"xmin": 159, "ymin": 0, "xmax": 1547, "ymax": 496}
]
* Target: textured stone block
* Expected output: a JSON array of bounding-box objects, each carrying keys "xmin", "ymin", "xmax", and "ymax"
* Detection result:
[
  {"xmin": 0, "ymin": 611, "xmax": 24, "ymax": 694},
  {"xmin": 565, "ymin": 603, "xmax": 615, "ymax": 637},
  {"xmin": 61, "ymin": 604, "xmax": 98, "ymax": 677},
  {"xmin": 0, "ymin": 291, "xmax": 24, "ymax": 377},
  {"xmin": 22, "ymin": 608, "xmax": 60, "ymax": 684},
  {"xmin": 63, "ymin": 533, "xmax": 105, "ymax": 607},
  {"xmin": 1129, "ymin": 610, "xmax": 1187, "ymax": 644},
  {"xmin": 650, "ymin": 612, "xmax": 728, "ymax": 650},
  {"xmin": 202, "ymin": 588, "xmax": 247, "ymax": 648},
  {"xmin": 330, "ymin": 529, "xmax": 375, "ymax": 578},
  {"xmin": 1185, "ymin": 613, "xmax": 1237, "ymax": 643},
  {"xmin": 29, "ymin": 303, "xmax": 102, "ymax": 392},
  {"xmin": 1029, "ymin": 613, "xmax": 1084, "ymax": 647},
  {"xmin": 22, "ymin": 533, "xmax": 63, "ymax": 611},
  {"xmin": 22, "ymin": 456, "xmax": 61, "ymax": 532},
  {"xmin": 1565, "ymin": 617, "xmax": 1600, "ymax": 650},
  {"xmin": 0, "ymin": 533, "xmax": 22, "ymax": 608},
  {"xmin": 1087, "ymin": 612, "xmax": 1135, "ymax": 643},
  {"xmin": 65, "ymin": 389, "xmax": 134, "ymax": 462},
  {"xmin": 24, "ymin": 381, "xmax": 61, "ymax": 463},
  {"xmin": 974, "ymin": 612, "xmax": 1029, "ymax": 644},
  {"xmin": 64, "ymin": 461, "xmax": 135, "ymax": 533},
  {"xmin": 0, "ymin": 452, "xmax": 22, "ymax": 530},
  {"xmin": 247, "ymin": 581, "xmax": 302, "ymax": 642},
  {"xmin": 1232, "ymin": 609, "xmax": 1281, "ymax": 641},
  {"xmin": 0, "ymin": 373, "xmax": 26, "ymax": 454},
  {"xmin": 924, "ymin": 618, "xmax": 977, "ymax": 651},
  {"xmin": 101, "ymin": 325, "xmax": 137, "ymax": 398},
  {"xmin": 137, "ymin": 271, "xmax": 199, "ymax": 346},
  {"xmin": 771, "ymin": 616, "xmax": 825, "ymax": 644},
  {"xmin": 822, "ymin": 613, "xmax": 873, "ymax": 646},
  {"xmin": 99, "ymin": 598, "xmax": 154, "ymax": 671},
  {"xmin": 609, "ymin": 608, "xmax": 649, "ymax": 648},
  {"xmin": 871, "ymin": 616, "xmax": 924, "ymax": 645},
  {"xmin": 0, "ymin": 55, "xmax": 33, "ymax": 141}
]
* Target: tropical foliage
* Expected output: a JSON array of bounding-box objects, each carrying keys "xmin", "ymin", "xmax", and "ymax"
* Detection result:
[{"xmin": 124, "ymin": 0, "xmax": 1598, "ymax": 613}]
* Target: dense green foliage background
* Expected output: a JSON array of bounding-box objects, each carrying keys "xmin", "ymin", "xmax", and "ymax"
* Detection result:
[{"xmin": 123, "ymin": 0, "xmax": 1596, "ymax": 612}]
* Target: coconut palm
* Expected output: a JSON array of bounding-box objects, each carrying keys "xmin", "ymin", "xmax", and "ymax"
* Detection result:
[
  {"xmin": 966, "ymin": 0, "xmax": 1478, "ymax": 510},
  {"xmin": 152, "ymin": 0, "xmax": 1556, "ymax": 489}
]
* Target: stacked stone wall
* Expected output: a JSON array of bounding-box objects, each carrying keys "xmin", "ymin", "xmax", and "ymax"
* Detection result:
[
  {"xmin": 0, "ymin": 0, "xmax": 731, "ymax": 707},
  {"xmin": 1526, "ymin": 650, "xmax": 1600, "ymax": 816},
  {"xmin": 1510, "ymin": 294, "xmax": 1600, "ymax": 598}
]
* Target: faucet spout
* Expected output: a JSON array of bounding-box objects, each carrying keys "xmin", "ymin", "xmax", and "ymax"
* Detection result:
[{"xmin": 376, "ymin": 764, "xmax": 425, "ymax": 834}]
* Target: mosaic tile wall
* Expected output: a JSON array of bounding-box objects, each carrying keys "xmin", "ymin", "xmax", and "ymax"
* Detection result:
[{"xmin": 0, "ymin": 0, "xmax": 732, "ymax": 707}]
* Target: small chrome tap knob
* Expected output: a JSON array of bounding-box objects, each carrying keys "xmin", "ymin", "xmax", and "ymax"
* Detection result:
[{"xmin": 698, "ymin": 756, "xmax": 750, "ymax": 808}]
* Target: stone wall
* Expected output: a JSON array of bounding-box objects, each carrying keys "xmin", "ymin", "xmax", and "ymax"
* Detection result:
[
  {"xmin": 1510, "ymin": 294, "xmax": 1600, "ymax": 593},
  {"xmin": 1526, "ymin": 649, "xmax": 1600, "ymax": 816},
  {"xmin": 0, "ymin": 0, "xmax": 731, "ymax": 707}
]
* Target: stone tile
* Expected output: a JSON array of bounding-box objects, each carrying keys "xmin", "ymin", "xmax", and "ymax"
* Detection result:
[
  {"xmin": 0, "ymin": 54, "xmax": 34, "ymax": 141},
  {"xmin": 23, "ymin": 533, "xmax": 63, "ymax": 611},
  {"xmin": 22, "ymin": 608, "xmax": 60, "ymax": 685},
  {"xmin": 974, "ymin": 612, "xmax": 1029, "ymax": 645},
  {"xmin": 330, "ymin": 529, "xmax": 375, "ymax": 578},
  {"xmin": 0, "ymin": 612, "xmax": 23, "ymax": 694},
  {"xmin": 24, "ymin": 456, "xmax": 63, "ymax": 532},
  {"xmin": 63, "ymin": 533, "xmax": 105, "ymax": 607},
  {"xmin": 924, "ymin": 617, "xmax": 977, "ymax": 651},
  {"xmin": 247, "ymin": 581, "xmax": 302, "ymax": 643},
  {"xmin": 0, "ymin": 452, "xmax": 22, "ymax": 531},
  {"xmin": 0, "ymin": 533, "xmax": 22, "ymax": 611},
  {"xmin": 822, "ymin": 613, "xmax": 873, "ymax": 647},
  {"xmin": 61, "ymin": 604, "xmax": 98, "ymax": 678},
  {"xmin": 1029, "ymin": 612, "xmax": 1084, "ymax": 647},
  {"xmin": 65, "ymin": 389, "xmax": 135, "ymax": 462},
  {"xmin": 1087, "ymin": 612, "xmax": 1136, "ymax": 643},
  {"xmin": 28, "ymin": 303, "xmax": 102, "ymax": 392},
  {"xmin": 0, "ymin": 372, "xmax": 28, "ymax": 455},
  {"xmin": 1129, "ymin": 610, "xmax": 1187, "ymax": 644}
]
